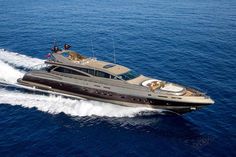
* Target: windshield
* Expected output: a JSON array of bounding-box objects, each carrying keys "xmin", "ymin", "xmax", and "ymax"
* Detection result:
[{"xmin": 117, "ymin": 70, "xmax": 140, "ymax": 80}]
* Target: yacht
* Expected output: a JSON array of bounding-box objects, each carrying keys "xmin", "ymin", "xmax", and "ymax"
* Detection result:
[{"xmin": 17, "ymin": 44, "xmax": 214, "ymax": 114}]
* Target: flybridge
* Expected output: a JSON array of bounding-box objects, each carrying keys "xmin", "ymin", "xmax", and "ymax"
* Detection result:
[{"xmin": 50, "ymin": 44, "xmax": 86, "ymax": 62}]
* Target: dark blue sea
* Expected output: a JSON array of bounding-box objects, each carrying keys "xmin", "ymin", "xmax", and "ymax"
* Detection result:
[{"xmin": 0, "ymin": 0, "xmax": 236, "ymax": 156}]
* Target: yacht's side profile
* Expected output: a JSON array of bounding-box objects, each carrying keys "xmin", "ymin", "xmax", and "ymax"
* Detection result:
[{"xmin": 17, "ymin": 44, "xmax": 214, "ymax": 114}]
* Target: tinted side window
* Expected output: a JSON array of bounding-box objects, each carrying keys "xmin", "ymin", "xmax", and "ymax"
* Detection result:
[
  {"xmin": 54, "ymin": 67, "xmax": 65, "ymax": 73},
  {"xmin": 88, "ymin": 69, "xmax": 95, "ymax": 75},
  {"xmin": 78, "ymin": 68, "xmax": 88, "ymax": 73},
  {"xmin": 54, "ymin": 67, "xmax": 88, "ymax": 76},
  {"xmin": 95, "ymin": 70, "xmax": 110, "ymax": 78},
  {"xmin": 76, "ymin": 67, "xmax": 95, "ymax": 76},
  {"xmin": 45, "ymin": 66, "xmax": 56, "ymax": 72}
]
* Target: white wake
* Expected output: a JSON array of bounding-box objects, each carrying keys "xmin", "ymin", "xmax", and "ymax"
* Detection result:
[
  {"xmin": 0, "ymin": 49, "xmax": 44, "ymax": 68},
  {"xmin": 0, "ymin": 89, "xmax": 156, "ymax": 117},
  {"xmin": 0, "ymin": 60, "xmax": 24, "ymax": 83},
  {"xmin": 0, "ymin": 49, "xmax": 158, "ymax": 117}
]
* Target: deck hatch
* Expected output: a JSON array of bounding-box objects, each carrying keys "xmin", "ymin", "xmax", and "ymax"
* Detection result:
[{"xmin": 103, "ymin": 64, "xmax": 116, "ymax": 69}]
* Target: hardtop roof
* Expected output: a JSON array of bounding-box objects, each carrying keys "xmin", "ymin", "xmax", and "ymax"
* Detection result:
[{"xmin": 50, "ymin": 51, "xmax": 130, "ymax": 75}]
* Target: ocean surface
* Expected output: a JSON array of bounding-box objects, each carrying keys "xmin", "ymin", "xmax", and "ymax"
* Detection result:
[{"xmin": 0, "ymin": 0, "xmax": 236, "ymax": 156}]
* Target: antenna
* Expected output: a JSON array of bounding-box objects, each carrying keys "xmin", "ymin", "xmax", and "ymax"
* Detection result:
[
  {"xmin": 51, "ymin": 39, "xmax": 59, "ymax": 52},
  {"xmin": 91, "ymin": 39, "xmax": 96, "ymax": 76},
  {"xmin": 91, "ymin": 39, "xmax": 95, "ymax": 58},
  {"xmin": 53, "ymin": 39, "xmax": 57, "ymax": 47},
  {"xmin": 112, "ymin": 36, "xmax": 116, "ymax": 64}
]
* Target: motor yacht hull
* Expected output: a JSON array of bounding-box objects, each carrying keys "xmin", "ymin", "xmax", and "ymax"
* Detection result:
[{"xmin": 17, "ymin": 73, "xmax": 212, "ymax": 114}]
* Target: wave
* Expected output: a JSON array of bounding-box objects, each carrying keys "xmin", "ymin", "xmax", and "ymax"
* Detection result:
[
  {"xmin": 0, "ymin": 49, "xmax": 44, "ymax": 69},
  {"xmin": 0, "ymin": 89, "xmax": 157, "ymax": 117},
  {"xmin": 0, "ymin": 49, "xmax": 43, "ymax": 83},
  {"xmin": 0, "ymin": 49, "xmax": 160, "ymax": 117},
  {"xmin": 0, "ymin": 60, "xmax": 24, "ymax": 83}
]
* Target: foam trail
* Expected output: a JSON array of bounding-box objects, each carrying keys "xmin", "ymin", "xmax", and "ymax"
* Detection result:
[
  {"xmin": 0, "ymin": 49, "xmax": 42, "ymax": 83},
  {"xmin": 0, "ymin": 60, "xmax": 24, "ymax": 83},
  {"xmin": 0, "ymin": 49, "xmax": 44, "ymax": 68},
  {"xmin": 0, "ymin": 89, "xmax": 157, "ymax": 117}
]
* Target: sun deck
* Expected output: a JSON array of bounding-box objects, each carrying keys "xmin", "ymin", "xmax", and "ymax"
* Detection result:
[
  {"xmin": 50, "ymin": 50, "xmax": 130, "ymax": 75},
  {"xmin": 73, "ymin": 59, "xmax": 130, "ymax": 75}
]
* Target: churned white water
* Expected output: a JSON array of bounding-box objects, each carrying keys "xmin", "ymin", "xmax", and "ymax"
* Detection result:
[
  {"xmin": 0, "ymin": 49, "xmax": 158, "ymax": 117},
  {"xmin": 0, "ymin": 49, "xmax": 44, "ymax": 68},
  {"xmin": 0, "ymin": 89, "xmax": 156, "ymax": 117},
  {"xmin": 0, "ymin": 60, "xmax": 24, "ymax": 83}
]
